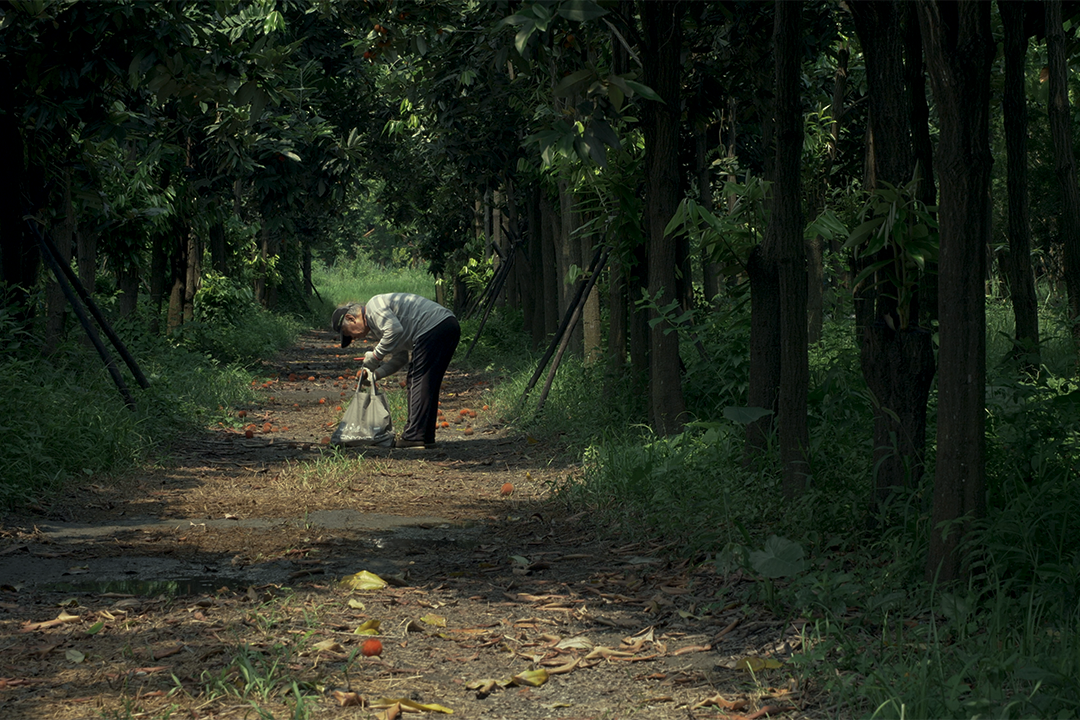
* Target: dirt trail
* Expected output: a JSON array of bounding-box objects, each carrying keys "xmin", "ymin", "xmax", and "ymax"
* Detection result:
[{"xmin": 0, "ymin": 332, "xmax": 818, "ymax": 720}]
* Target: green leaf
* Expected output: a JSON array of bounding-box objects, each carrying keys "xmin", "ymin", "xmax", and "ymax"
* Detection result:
[
  {"xmin": 557, "ymin": 0, "xmax": 608, "ymax": 22},
  {"xmin": 749, "ymin": 536, "xmax": 806, "ymax": 579},
  {"xmin": 623, "ymin": 79, "xmax": 662, "ymax": 102},
  {"xmin": 723, "ymin": 406, "xmax": 773, "ymax": 425},
  {"xmin": 553, "ymin": 68, "xmax": 595, "ymax": 97},
  {"xmin": 843, "ymin": 217, "xmax": 884, "ymax": 250}
]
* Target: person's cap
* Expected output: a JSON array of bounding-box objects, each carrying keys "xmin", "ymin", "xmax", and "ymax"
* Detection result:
[{"xmin": 331, "ymin": 306, "xmax": 353, "ymax": 348}]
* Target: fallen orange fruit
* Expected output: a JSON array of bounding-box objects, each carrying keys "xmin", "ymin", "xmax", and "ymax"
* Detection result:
[
  {"xmin": 501, "ymin": 483, "xmax": 514, "ymax": 496},
  {"xmin": 361, "ymin": 639, "xmax": 383, "ymax": 657}
]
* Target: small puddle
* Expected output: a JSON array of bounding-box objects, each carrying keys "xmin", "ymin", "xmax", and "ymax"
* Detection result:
[{"xmin": 41, "ymin": 576, "xmax": 243, "ymax": 597}]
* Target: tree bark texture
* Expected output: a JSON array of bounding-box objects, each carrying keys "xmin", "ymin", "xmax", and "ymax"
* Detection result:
[
  {"xmin": 861, "ymin": 323, "xmax": 936, "ymax": 509},
  {"xmin": 917, "ymin": 0, "xmax": 993, "ymax": 584},
  {"xmin": 44, "ymin": 170, "xmax": 76, "ymax": 353},
  {"xmin": 905, "ymin": 2, "xmax": 938, "ymax": 327},
  {"xmin": 746, "ymin": 244, "xmax": 781, "ymax": 454},
  {"xmin": 1045, "ymin": 0, "xmax": 1080, "ymax": 368},
  {"xmin": 772, "ymin": 0, "xmax": 810, "ymax": 496},
  {"xmin": 852, "ymin": 0, "xmax": 938, "ymax": 518},
  {"xmin": 641, "ymin": 0, "xmax": 687, "ymax": 434},
  {"xmin": 696, "ymin": 127, "xmax": 720, "ymax": 306},
  {"xmin": 540, "ymin": 191, "xmax": 560, "ymax": 339},
  {"xmin": 581, "ymin": 229, "xmax": 602, "ymax": 365},
  {"xmin": 999, "ymin": 0, "xmax": 1039, "ymax": 365}
]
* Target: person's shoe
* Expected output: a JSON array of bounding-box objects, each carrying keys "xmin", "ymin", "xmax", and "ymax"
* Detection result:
[{"xmin": 393, "ymin": 437, "xmax": 430, "ymax": 449}]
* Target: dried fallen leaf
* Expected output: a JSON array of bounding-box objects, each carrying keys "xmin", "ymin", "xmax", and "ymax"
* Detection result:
[
  {"xmin": 65, "ymin": 649, "xmax": 85, "ymax": 664},
  {"xmin": 693, "ymin": 694, "xmax": 749, "ymax": 711},
  {"xmin": 312, "ymin": 639, "xmax": 346, "ymax": 654},
  {"xmin": 370, "ymin": 697, "xmax": 454, "ymax": 714},
  {"xmin": 511, "ymin": 668, "xmax": 549, "ymax": 687},
  {"xmin": 341, "ymin": 570, "xmax": 388, "ymax": 590},
  {"xmin": 332, "ymin": 690, "xmax": 364, "ymax": 707}
]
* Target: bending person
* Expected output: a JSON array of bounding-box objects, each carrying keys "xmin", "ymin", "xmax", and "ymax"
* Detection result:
[{"xmin": 332, "ymin": 294, "xmax": 460, "ymax": 449}]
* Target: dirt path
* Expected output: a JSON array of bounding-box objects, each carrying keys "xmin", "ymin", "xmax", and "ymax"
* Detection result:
[{"xmin": 0, "ymin": 332, "xmax": 819, "ymax": 720}]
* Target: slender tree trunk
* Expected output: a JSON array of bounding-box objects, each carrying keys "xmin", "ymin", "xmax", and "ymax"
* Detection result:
[
  {"xmin": 210, "ymin": 221, "xmax": 227, "ymax": 275},
  {"xmin": 166, "ymin": 223, "xmax": 187, "ymax": 335},
  {"xmin": 906, "ymin": 1, "xmax": 938, "ymax": 327},
  {"xmin": 77, "ymin": 228, "xmax": 97, "ymax": 301},
  {"xmin": 999, "ymin": 0, "xmax": 1039, "ymax": 367},
  {"xmin": 1045, "ymin": 0, "xmax": 1080, "ymax": 368},
  {"xmin": 581, "ymin": 229, "xmax": 602, "ymax": 365},
  {"xmin": 746, "ymin": 244, "xmax": 781, "ymax": 453},
  {"xmin": 116, "ymin": 263, "xmax": 139, "ymax": 319},
  {"xmin": 917, "ymin": 0, "xmax": 993, "ymax": 583},
  {"xmin": 641, "ymin": 0, "xmax": 687, "ymax": 434},
  {"xmin": 149, "ymin": 231, "xmax": 168, "ymax": 335},
  {"xmin": 607, "ymin": 251, "xmax": 628, "ymax": 370},
  {"xmin": 183, "ymin": 231, "xmax": 201, "ymax": 323},
  {"xmin": 44, "ymin": 169, "xmax": 75, "ymax": 352},
  {"xmin": 696, "ymin": 126, "xmax": 721, "ymax": 305},
  {"xmin": 773, "ymin": 0, "xmax": 810, "ymax": 497},
  {"xmin": 526, "ymin": 185, "xmax": 544, "ymax": 350},
  {"xmin": 540, "ymin": 191, "xmax": 560, "ymax": 340}
]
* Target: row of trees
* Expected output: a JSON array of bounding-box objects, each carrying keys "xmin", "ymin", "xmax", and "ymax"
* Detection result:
[{"xmin": 2, "ymin": 0, "xmax": 1079, "ymax": 581}]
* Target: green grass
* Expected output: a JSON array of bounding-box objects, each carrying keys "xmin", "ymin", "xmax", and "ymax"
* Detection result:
[
  {"xmin": 311, "ymin": 256, "xmax": 439, "ymax": 321},
  {"xmin": 0, "ymin": 291, "xmax": 298, "ymax": 509}
]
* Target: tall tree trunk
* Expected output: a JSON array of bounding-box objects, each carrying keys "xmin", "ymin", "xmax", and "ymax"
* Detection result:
[
  {"xmin": 917, "ymin": 0, "xmax": 993, "ymax": 583},
  {"xmin": 540, "ymin": 191, "xmax": 560, "ymax": 339},
  {"xmin": 210, "ymin": 220, "xmax": 227, "ymax": 275},
  {"xmin": 558, "ymin": 180, "xmax": 584, "ymax": 356},
  {"xmin": 1045, "ymin": 0, "xmax": 1080, "ymax": 368},
  {"xmin": 852, "ymin": 0, "xmax": 937, "ymax": 518},
  {"xmin": 696, "ymin": 125, "xmax": 721, "ymax": 305},
  {"xmin": 77, "ymin": 228, "xmax": 97, "ymax": 301},
  {"xmin": 641, "ymin": 0, "xmax": 687, "ymax": 434},
  {"xmin": 44, "ymin": 169, "xmax": 76, "ymax": 353},
  {"xmin": 999, "ymin": 0, "xmax": 1039, "ymax": 367},
  {"xmin": 149, "ymin": 231, "xmax": 168, "ymax": 335},
  {"xmin": 906, "ymin": 1, "xmax": 938, "ymax": 327},
  {"xmin": 183, "ymin": 230, "xmax": 201, "ymax": 323},
  {"xmin": 746, "ymin": 244, "xmax": 781, "ymax": 453},
  {"xmin": 166, "ymin": 222, "xmax": 187, "ymax": 335},
  {"xmin": 581, "ymin": 229, "xmax": 602, "ymax": 364},
  {"xmin": 629, "ymin": 239, "xmax": 650, "ymax": 390},
  {"xmin": 607, "ymin": 251, "xmax": 628, "ymax": 370},
  {"xmin": 773, "ymin": 0, "xmax": 810, "ymax": 497},
  {"xmin": 526, "ymin": 185, "xmax": 545, "ymax": 350}
]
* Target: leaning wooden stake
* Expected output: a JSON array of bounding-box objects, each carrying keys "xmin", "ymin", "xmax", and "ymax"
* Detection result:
[
  {"xmin": 31, "ymin": 221, "xmax": 150, "ymax": 390},
  {"xmin": 535, "ymin": 245, "xmax": 610, "ymax": 413},
  {"xmin": 32, "ymin": 224, "xmax": 138, "ymax": 410},
  {"xmin": 463, "ymin": 242, "xmax": 517, "ymax": 361}
]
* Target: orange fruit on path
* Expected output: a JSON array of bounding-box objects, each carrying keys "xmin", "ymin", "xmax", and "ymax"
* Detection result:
[
  {"xmin": 441, "ymin": 421, "xmax": 449, "ymax": 428},
  {"xmin": 319, "ymin": 398, "xmax": 326, "ymax": 404},
  {"xmin": 262, "ymin": 423, "xmax": 272, "ymax": 433},
  {"xmin": 237, "ymin": 410, "xmax": 247, "ymax": 418},
  {"xmin": 361, "ymin": 639, "xmax": 383, "ymax": 657},
  {"xmin": 482, "ymin": 405, "xmax": 489, "ymax": 411},
  {"xmin": 320, "ymin": 436, "xmax": 330, "ymax": 445},
  {"xmin": 245, "ymin": 429, "xmax": 254, "ymax": 439},
  {"xmin": 500, "ymin": 483, "xmax": 514, "ymax": 496},
  {"xmin": 308, "ymin": 376, "xmax": 316, "ymax": 381},
  {"xmin": 463, "ymin": 427, "xmax": 474, "ymax": 436}
]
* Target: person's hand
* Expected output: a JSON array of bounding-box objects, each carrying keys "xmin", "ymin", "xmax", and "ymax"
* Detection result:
[{"xmin": 362, "ymin": 351, "xmax": 381, "ymax": 371}]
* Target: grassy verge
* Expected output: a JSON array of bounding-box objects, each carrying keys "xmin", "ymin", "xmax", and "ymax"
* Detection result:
[{"xmin": 0, "ymin": 294, "xmax": 301, "ymax": 509}]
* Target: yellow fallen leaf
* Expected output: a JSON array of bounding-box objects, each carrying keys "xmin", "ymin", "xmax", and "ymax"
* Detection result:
[
  {"xmin": 734, "ymin": 656, "xmax": 783, "ymax": 672},
  {"xmin": 348, "ymin": 599, "xmax": 366, "ymax": 610},
  {"xmin": 420, "ymin": 614, "xmax": 446, "ymax": 627},
  {"xmin": 354, "ymin": 619, "xmax": 382, "ymax": 635},
  {"xmin": 341, "ymin": 570, "xmax": 388, "ymax": 590},
  {"xmin": 511, "ymin": 668, "xmax": 549, "ymax": 687}
]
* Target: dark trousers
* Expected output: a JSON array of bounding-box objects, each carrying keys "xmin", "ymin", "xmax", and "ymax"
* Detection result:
[{"xmin": 403, "ymin": 317, "xmax": 460, "ymax": 444}]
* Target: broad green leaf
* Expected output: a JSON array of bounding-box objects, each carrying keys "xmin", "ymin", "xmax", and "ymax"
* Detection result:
[
  {"xmin": 623, "ymin": 79, "xmax": 662, "ymax": 102},
  {"xmin": 85, "ymin": 621, "xmax": 104, "ymax": 635},
  {"xmin": 723, "ymin": 406, "xmax": 773, "ymax": 425},
  {"xmin": 749, "ymin": 536, "xmax": 806, "ymax": 579},
  {"xmin": 558, "ymin": 0, "xmax": 608, "ymax": 21},
  {"xmin": 65, "ymin": 649, "xmax": 85, "ymax": 664}
]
